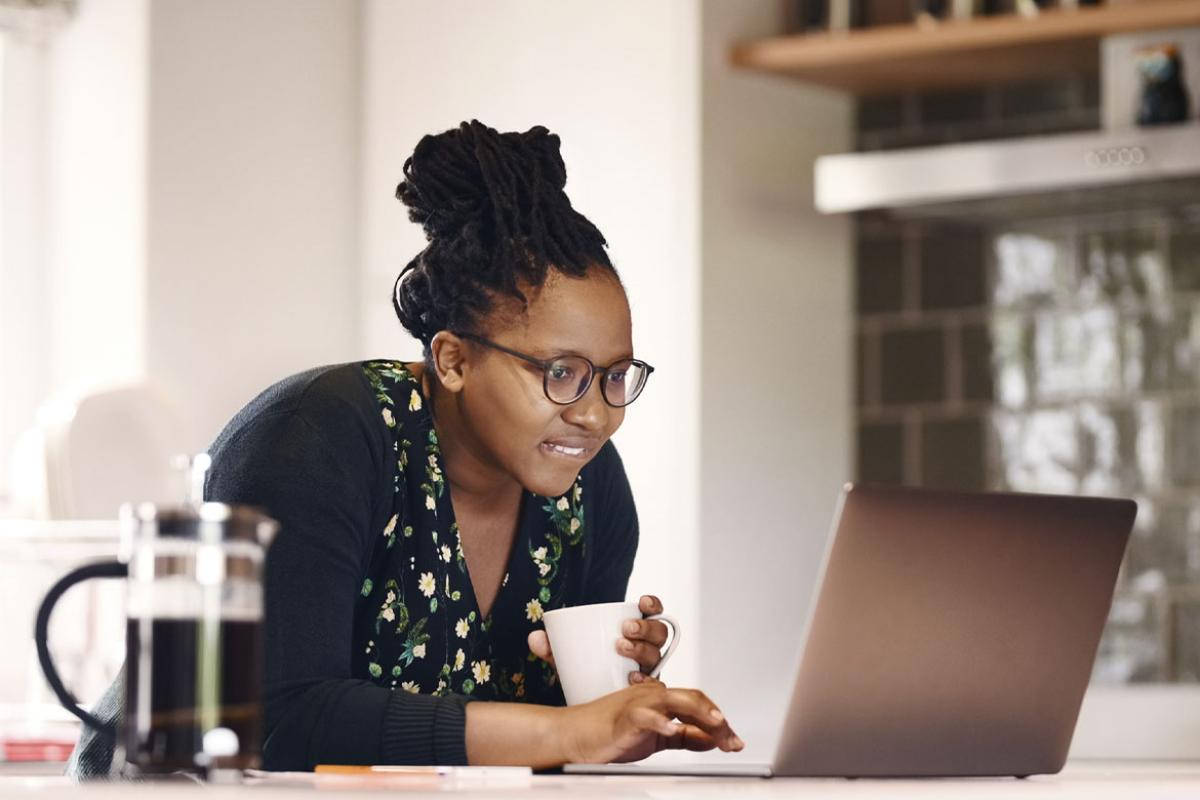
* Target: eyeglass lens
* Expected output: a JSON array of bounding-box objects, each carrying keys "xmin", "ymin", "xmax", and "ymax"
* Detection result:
[{"xmin": 544, "ymin": 357, "xmax": 649, "ymax": 406}]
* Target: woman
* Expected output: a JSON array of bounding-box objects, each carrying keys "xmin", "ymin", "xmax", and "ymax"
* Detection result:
[{"xmin": 70, "ymin": 121, "xmax": 740, "ymax": 775}]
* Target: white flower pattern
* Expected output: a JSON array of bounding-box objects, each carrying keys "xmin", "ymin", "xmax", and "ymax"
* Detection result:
[{"xmin": 525, "ymin": 599, "xmax": 543, "ymax": 622}]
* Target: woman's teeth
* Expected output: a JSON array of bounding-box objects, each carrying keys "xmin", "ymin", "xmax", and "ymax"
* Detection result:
[{"xmin": 543, "ymin": 442, "xmax": 585, "ymax": 457}]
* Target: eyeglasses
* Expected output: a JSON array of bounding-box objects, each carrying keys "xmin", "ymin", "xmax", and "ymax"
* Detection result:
[{"xmin": 458, "ymin": 333, "xmax": 655, "ymax": 408}]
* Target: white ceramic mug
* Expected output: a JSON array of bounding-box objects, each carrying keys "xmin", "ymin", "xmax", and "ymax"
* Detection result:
[{"xmin": 542, "ymin": 601, "xmax": 681, "ymax": 706}]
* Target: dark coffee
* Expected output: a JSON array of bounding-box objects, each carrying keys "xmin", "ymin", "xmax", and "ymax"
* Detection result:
[{"xmin": 123, "ymin": 617, "xmax": 263, "ymax": 771}]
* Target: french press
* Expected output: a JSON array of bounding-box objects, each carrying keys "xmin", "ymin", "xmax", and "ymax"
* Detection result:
[{"xmin": 35, "ymin": 455, "xmax": 278, "ymax": 775}]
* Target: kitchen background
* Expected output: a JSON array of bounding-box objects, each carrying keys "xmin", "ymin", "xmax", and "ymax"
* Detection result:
[{"xmin": 1, "ymin": 0, "xmax": 1198, "ymax": 768}]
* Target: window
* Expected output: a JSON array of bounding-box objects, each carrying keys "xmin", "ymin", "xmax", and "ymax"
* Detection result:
[{"xmin": 0, "ymin": 2, "xmax": 67, "ymax": 506}]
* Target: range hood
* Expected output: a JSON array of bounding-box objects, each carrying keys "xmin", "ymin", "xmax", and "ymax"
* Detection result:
[
  {"xmin": 814, "ymin": 122, "xmax": 1200, "ymax": 217},
  {"xmin": 814, "ymin": 28, "xmax": 1200, "ymax": 219}
]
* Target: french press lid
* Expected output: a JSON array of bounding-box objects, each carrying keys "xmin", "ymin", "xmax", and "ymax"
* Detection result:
[{"xmin": 118, "ymin": 454, "xmax": 278, "ymax": 562}]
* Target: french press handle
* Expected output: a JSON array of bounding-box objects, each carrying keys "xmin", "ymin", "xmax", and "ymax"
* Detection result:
[{"xmin": 34, "ymin": 559, "xmax": 129, "ymax": 738}]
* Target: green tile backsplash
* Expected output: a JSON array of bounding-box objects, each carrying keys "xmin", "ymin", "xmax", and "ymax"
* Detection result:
[{"xmin": 853, "ymin": 78, "xmax": 1200, "ymax": 683}]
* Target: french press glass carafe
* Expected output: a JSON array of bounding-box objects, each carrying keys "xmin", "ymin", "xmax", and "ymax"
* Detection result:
[{"xmin": 35, "ymin": 455, "xmax": 278, "ymax": 775}]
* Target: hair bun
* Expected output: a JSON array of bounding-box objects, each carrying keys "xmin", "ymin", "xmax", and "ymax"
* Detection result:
[
  {"xmin": 516, "ymin": 126, "xmax": 568, "ymax": 192},
  {"xmin": 391, "ymin": 120, "xmax": 615, "ymax": 351},
  {"xmin": 395, "ymin": 120, "xmax": 568, "ymax": 241}
]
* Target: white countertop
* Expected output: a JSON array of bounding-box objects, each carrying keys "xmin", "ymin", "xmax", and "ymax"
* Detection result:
[{"xmin": 2, "ymin": 761, "xmax": 1199, "ymax": 799}]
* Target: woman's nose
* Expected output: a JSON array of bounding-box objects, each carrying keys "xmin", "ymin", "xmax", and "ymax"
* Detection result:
[{"xmin": 561, "ymin": 376, "xmax": 610, "ymax": 431}]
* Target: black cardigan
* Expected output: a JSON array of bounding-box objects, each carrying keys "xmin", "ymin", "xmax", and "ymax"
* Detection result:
[{"xmin": 67, "ymin": 361, "xmax": 639, "ymax": 777}]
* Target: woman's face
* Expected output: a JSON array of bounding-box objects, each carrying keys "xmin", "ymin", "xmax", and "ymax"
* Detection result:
[{"xmin": 457, "ymin": 268, "xmax": 633, "ymax": 497}]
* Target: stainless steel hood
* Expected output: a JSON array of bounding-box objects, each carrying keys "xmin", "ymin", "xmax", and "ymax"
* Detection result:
[{"xmin": 814, "ymin": 121, "xmax": 1200, "ymax": 217}]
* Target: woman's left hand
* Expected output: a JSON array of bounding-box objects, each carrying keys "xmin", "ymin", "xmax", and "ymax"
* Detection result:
[{"xmin": 621, "ymin": 595, "xmax": 671, "ymax": 684}]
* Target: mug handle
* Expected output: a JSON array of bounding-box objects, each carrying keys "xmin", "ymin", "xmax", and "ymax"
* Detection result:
[
  {"xmin": 643, "ymin": 613, "xmax": 681, "ymax": 680},
  {"xmin": 34, "ymin": 559, "xmax": 128, "ymax": 738}
]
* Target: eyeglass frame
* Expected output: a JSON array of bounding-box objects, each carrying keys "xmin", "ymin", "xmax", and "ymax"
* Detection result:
[{"xmin": 455, "ymin": 332, "xmax": 655, "ymax": 408}]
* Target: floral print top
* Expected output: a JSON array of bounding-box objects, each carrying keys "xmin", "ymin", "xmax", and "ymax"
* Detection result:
[{"xmin": 352, "ymin": 361, "xmax": 634, "ymax": 706}]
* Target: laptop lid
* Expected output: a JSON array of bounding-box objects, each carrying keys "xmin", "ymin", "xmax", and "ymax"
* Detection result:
[{"xmin": 772, "ymin": 483, "xmax": 1135, "ymax": 778}]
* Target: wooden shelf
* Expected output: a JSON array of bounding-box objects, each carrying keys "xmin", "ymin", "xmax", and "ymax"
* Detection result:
[{"xmin": 730, "ymin": 0, "xmax": 1200, "ymax": 96}]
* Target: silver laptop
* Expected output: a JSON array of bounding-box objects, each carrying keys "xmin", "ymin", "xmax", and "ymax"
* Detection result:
[{"xmin": 566, "ymin": 483, "xmax": 1135, "ymax": 778}]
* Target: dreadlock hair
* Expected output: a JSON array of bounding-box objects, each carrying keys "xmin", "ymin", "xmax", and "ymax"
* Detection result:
[{"xmin": 393, "ymin": 120, "xmax": 618, "ymax": 353}]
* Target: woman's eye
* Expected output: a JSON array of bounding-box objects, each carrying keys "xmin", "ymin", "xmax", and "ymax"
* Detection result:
[
  {"xmin": 608, "ymin": 372, "xmax": 627, "ymax": 385},
  {"xmin": 549, "ymin": 365, "xmax": 574, "ymax": 381}
]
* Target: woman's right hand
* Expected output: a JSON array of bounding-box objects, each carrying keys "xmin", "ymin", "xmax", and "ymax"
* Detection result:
[{"xmin": 557, "ymin": 680, "xmax": 744, "ymax": 765}]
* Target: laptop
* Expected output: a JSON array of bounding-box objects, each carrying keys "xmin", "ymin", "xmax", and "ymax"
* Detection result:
[{"xmin": 565, "ymin": 482, "xmax": 1135, "ymax": 778}]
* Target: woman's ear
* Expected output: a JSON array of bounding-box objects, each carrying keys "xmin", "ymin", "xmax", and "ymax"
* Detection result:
[{"xmin": 429, "ymin": 331, "xmax": 467, "ymax": 394}]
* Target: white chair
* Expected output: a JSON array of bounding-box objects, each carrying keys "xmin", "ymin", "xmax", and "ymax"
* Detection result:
[{"xmin": 30, "ymin": 383, "xmax": 190, "ymax": 519}]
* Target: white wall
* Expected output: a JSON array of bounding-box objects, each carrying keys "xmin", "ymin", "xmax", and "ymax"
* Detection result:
[
  {"xmin": 699, "ymin": 1, "xmax": 853, "ymax": 759},
  {"xmin": 145, "ymin": 0, "xmax": 362, "ymax": 451},
  {"xmin": 360, "ymin": 0, "xmax": 703, "ymax": 688}
]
